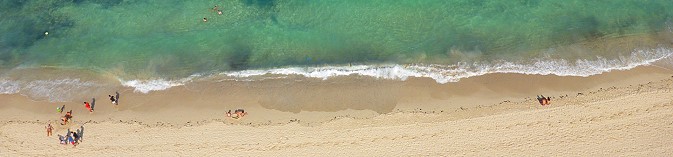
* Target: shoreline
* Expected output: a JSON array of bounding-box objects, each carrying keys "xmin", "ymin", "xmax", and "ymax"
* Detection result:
[
  {"xmin": 1, "ymin": 64, "xmax": 673, "ymax": 155},
  {"xmin": 1, "ymin": 64, "xmax": 671, "ymax": 126}
]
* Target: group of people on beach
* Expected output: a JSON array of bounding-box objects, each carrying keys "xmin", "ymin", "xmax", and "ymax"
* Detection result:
[
  {"xmin": 537, "ymin": 95, "xmax": 551, "ymax": 106},
  {"xmin": 49, "ymin": 92, "xmax": 119, "ymax": 146},
  {"xmin": 57, "ymin": 127, "xmax": 84, "ymax": 147}
]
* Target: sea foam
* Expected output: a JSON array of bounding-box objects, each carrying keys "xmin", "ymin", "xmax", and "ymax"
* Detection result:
[
  {"xmin": 118, "ymin": 48, "xmax": 672, "ymax": 93},
  {"xmin": 0, "ymin": 78, "xmax": 101, "ymax": 102},
  {"xmin": 225, "ymin": 48, "xmax": 672, "ymax": 83},
  {"xmin": 120, "ymin": 76, "xmax": 198, "ymax": 93},
  {"xmin": 0, "ymin": 79, "xmax": 20, "ymax": 94}
]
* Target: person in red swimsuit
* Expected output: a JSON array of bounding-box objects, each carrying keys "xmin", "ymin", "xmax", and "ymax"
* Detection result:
[{"xmin": 84, "ymin": 102, "xmax": 92, "ymax": 112}]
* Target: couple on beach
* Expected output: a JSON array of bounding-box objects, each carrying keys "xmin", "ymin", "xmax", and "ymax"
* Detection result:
[
  {"xmin": 80, "ymin": 92, "xmax": 120, "ymax": 113},
  {"xmin": 226, "ymin": 109, "xmax": 247, "ymax": 119}
]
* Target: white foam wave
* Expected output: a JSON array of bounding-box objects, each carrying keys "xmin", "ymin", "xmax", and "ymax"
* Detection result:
[
  {"xmin": 120, "ymin": 76, "xmax": 197, "ymax": 93},
  {"xmin": 225, "ymin": 48, "xmax": 673, "ymax": 83},
  {"xmin": 0, "ymin": 79, "xmax": 21, "ymax": 94},
  {"xmin": 0, "ymin": 78, "xmax": 102, "ymax": 102},
  {"xmin": 115, "ymin": 47, "xmax": 673, "ymax": 93}
]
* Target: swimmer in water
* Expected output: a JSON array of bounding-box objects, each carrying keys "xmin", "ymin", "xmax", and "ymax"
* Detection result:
[{"xmin": 203, "ymin": 17, "xmax": 208, "ymax": 22}]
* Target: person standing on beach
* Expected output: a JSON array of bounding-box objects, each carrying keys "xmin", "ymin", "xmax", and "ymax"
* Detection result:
[
  {"xmin": 46, "ymin": 123, "xmax": 53, "ymax": 136},
  {"xmin": 84, "ymin": 102, "xmax": 92, "ymax": 113},
  {"xmin": 57, "ymin": 105, "xmax": 65, "ymax": 113},
  {"xmin": 109, "ymin": 95, "xmax": 117, "ymax": 105},
  {"xmin": 72, "ymin": 131, "xmax": 80, "ymax": 143}
]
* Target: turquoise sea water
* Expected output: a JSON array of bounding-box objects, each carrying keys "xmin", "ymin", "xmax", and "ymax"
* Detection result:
[{"xmin": 1, "ymin": 0, "xmax": 673, "ymax": 80}]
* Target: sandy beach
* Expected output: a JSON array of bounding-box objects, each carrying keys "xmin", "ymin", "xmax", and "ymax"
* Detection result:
[{"xmin": 0, "ymin": 65, "xmax": 672, "ymax": 156}]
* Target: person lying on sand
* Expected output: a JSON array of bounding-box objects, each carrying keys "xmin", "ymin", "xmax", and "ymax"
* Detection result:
[
  {"xmin": 226, "ymin": 110, "xmax": 232, "ymax": 117},
  {"xmin": 537, "ymin": 95, "xmax": 548, "ymax": 106},
  {"xmin": 546, "ymin": 96, "xmax": 551, "ymax": 105},
  {"xmin": 537, "ymin": 95, "xmax": 552, "ymax": 106},
  {"xmin": 232, "ymin": 109, "xmax": 247, "ymax": 119}
]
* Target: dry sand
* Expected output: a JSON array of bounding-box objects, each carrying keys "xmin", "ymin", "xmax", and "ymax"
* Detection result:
[{"xmin": 1, "ymin": 65, "xmax": 673, "ymax": 156}]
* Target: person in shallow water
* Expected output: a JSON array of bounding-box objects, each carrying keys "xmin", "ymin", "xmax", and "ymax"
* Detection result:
[{"xmin": 203, "ymin": 17, "xmax": 208, "ymax": 22}]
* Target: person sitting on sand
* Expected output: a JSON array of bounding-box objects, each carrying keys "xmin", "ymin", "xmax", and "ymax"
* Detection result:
[
  {"xmin": 61, "ymin": 117, "xmax": 68, "ymax": 125},
  {"xmin": 58, "ymin": 134, "xmax": 67, "ymax": 145},
  {"xmin": 67, "ymin": 134, "xmax": 77, "ymax": 147},
  {"xmin": 62, "ymin": 110, "xmax": 73, "ymax": 125},
  {"xmin": 226, "ymin": 110, "xmax": 232, "ymax": 117},
  {"xmin": 46, "ymin": 123, "xmax": 53, "ymax": 136}
]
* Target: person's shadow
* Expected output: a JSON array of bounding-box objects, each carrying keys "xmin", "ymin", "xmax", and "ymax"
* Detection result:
[
  {"xmin": 77, "ymin": 125, "xmax": 85, "ymax": 142},
  {"xmin": 116, "ymin": 91, "xmax": 120, "ymax": 105},
  {"xmin": 91, "ymin": 98, "xmax": 96, "ymax": 111}
]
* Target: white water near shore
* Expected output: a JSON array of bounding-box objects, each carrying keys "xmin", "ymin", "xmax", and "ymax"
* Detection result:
[
  {"xmin": 0, "ymin": 48, "xmax": 671, "ymax": 100},
  {"xmin": 124, "ymin": 47, "xmax": 673, "ymax": 93}
]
